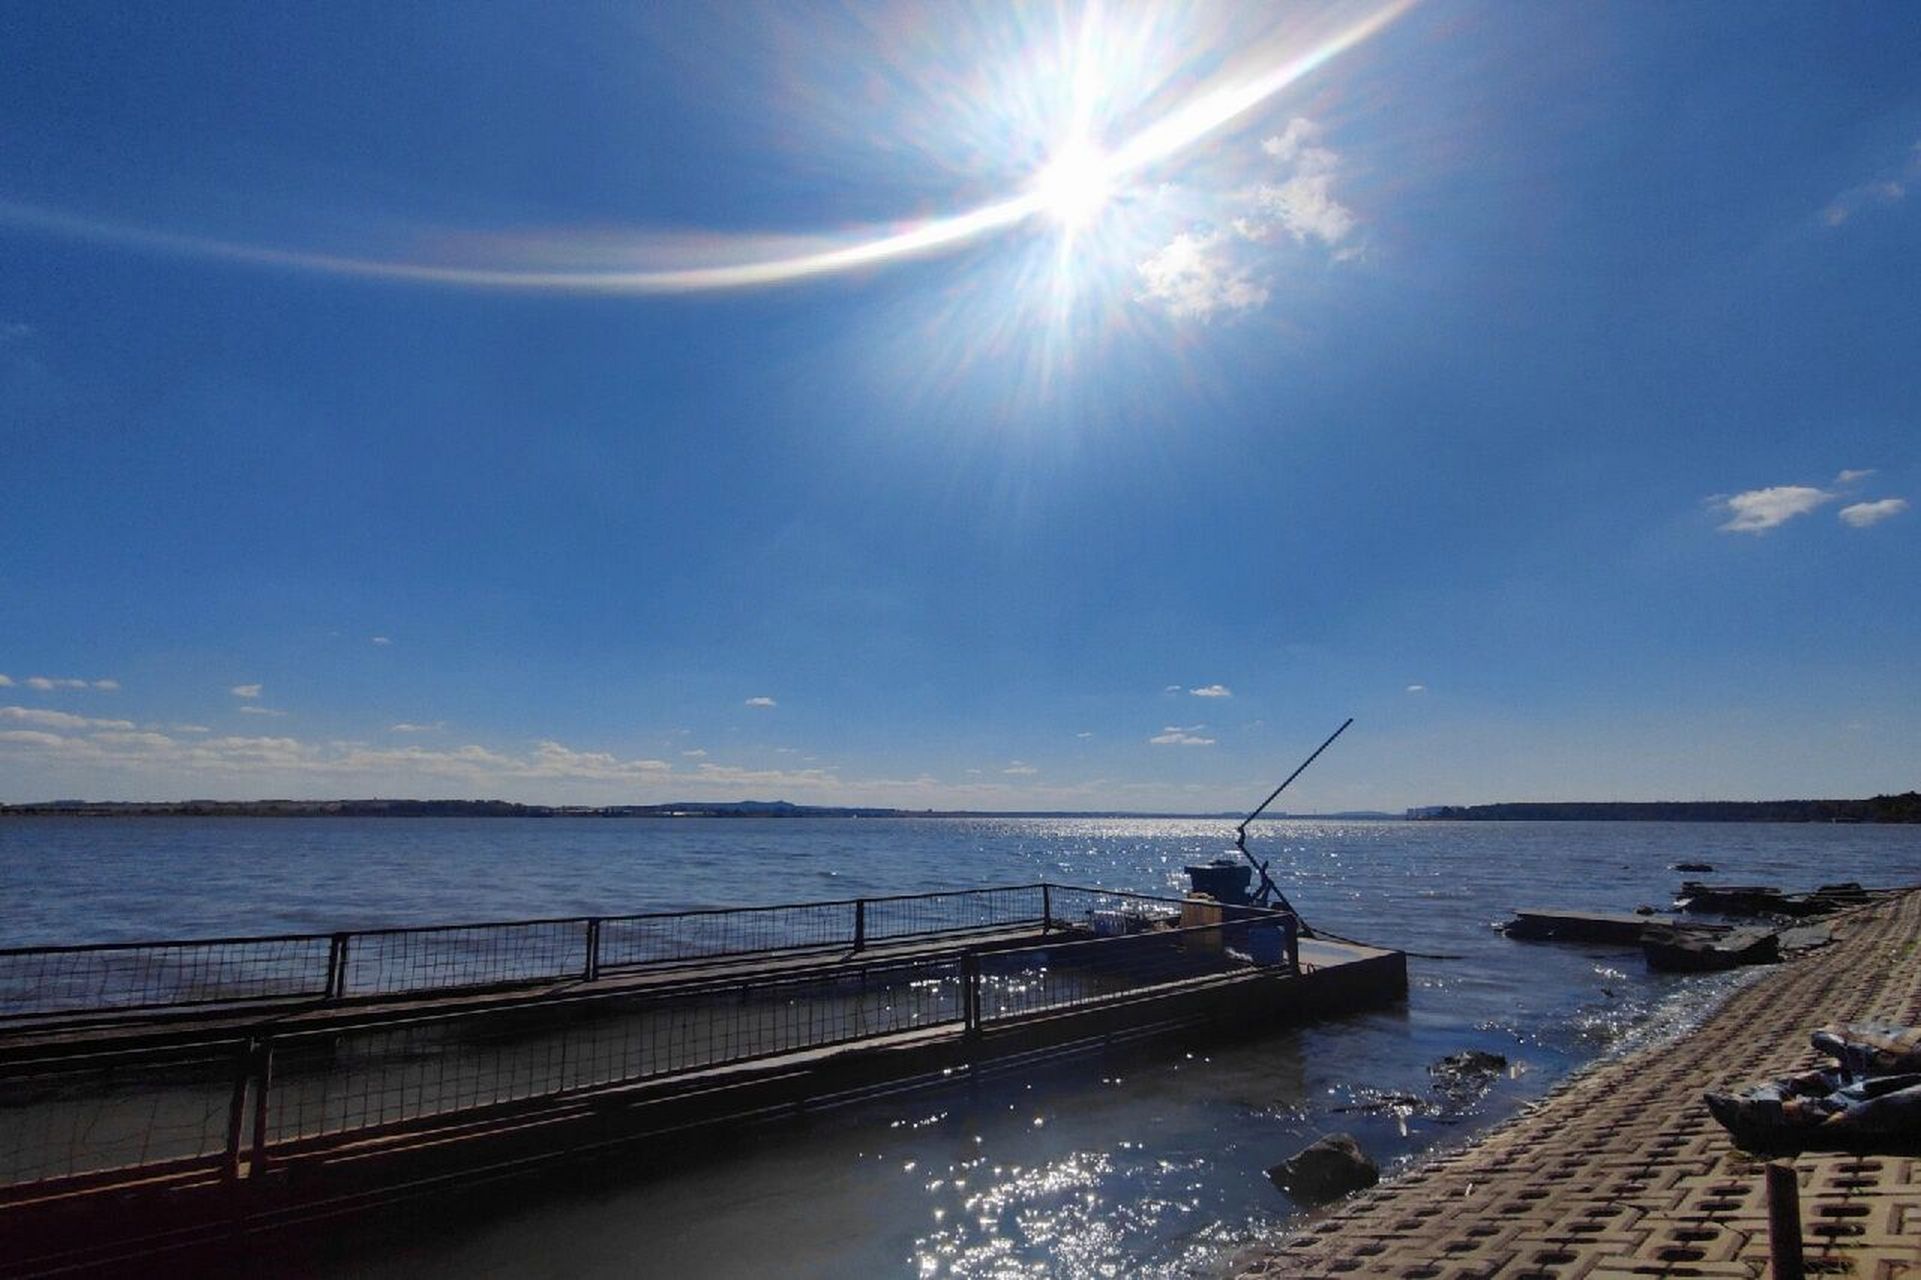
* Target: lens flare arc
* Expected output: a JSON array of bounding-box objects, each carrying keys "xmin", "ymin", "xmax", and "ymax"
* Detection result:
[{"xmin": 0, "ymin": 0, "xmax": 1416, "ymax": 294}]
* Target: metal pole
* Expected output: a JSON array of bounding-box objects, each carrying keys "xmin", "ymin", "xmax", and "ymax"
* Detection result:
[
  {"xmin": 1041, "ymin": 884, "xmax": 1053, "ymax": 937},
  {"xmin": 962, "ymin": 951, "xmax": 981, "ymax": 1038},
  {"xmin": 853, "ymin": 899, "xmax": 866, "ymax": 953},
  {"xmin": 1235, "ymin": 718, "xmax": 1353, "ymax": 909},
  {"xmin": 325, "ymin": 933, "xmax": 350, "ymax": 1000},
  {"xmin": 584, "ymin": 918, "xmax": 601, "ymax": 982},
  {"xmin": 249, "ymin": 1039, "xmax": 274, "ymax": 1177},
  {"xmin": 223, "ymin": 1039, "xmax": 253, "ymax": 1183},
  {"xmin": 1766, "ymin": 1161, "xmax": 1805, "ymax": 1280}
]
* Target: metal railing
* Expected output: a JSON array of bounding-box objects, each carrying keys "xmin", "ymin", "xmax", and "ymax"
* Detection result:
[
  {"xmin": 0, "ymin": 884, "xmax": 1053, "ymax": 1022},
  {"xmin": 0, "ymin": 890, "xmax": 1299, "ymax": 1198}
]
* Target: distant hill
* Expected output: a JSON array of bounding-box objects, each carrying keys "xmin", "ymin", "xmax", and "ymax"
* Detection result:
[{"xmin": 1416, "ymin": 793, "xmax": 1921, "ymax": 823}]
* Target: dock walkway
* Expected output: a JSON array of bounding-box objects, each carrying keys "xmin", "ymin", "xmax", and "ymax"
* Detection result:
[
  {"xmin": 2, "ymin": 883, "xmax": 1406, "ymax": 1276},
  {"xmin": 1239, "ymin": 889, "xmax": 1921, "ymax": 1278}
]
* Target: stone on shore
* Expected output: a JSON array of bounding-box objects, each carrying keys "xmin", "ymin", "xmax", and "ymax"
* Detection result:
[{"xmin": 1265, "ymin": 1133, "xmax": 1379, "ymax": 1204}]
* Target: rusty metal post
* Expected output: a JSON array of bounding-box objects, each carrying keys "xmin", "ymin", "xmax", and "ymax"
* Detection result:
[
  {"xmin": 583, "ymin": 918, "xmax": 601, "ymax": 982},
  {"xmin": 1767, "ymin": 1160, "xmax": 1805, "ymax": 1280},
  {"xmin": 853, "ymin": 899, "xmax": 866, "ymax": 953},
  {"xmin": 962, "ymin": 950, "xmax": 981, "ymax": 1039},
  {"xmin": 223, "ymin": 1038, "xmax": 253, "ymax": 1183},
  {"xmin": 325, "ymin": 932, "xmax": 350, "ymax": 1000},
  {"xmin": 249, "ymin": 1039, "xmax": 274, "ymax": 1177}
]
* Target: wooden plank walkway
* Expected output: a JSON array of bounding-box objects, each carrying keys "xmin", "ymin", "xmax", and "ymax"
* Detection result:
[{"xmin": 1237, "ymin": 890, "xmax": 1921, "ymax": 1278}]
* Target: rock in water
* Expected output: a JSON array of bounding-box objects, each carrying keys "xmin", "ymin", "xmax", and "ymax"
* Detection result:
[
  {"xmin": 1427, "ymin": 1050, "xmax": 1509, "ymax": 1110},
  {"xmin": 1266, "ymin": 1133, "xmax": 1379, "ymax": 1204}
]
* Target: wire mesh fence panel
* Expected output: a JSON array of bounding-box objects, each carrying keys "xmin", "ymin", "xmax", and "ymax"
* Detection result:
[
  {"xmin": 264, "ymin": 956, "xmax": 967, "ymax": 1148},
  {"xmin": 0, "ymin": 886, "xmax": 1060, "ymax": 1020},
  {"xmin": 863, "ymin": 886, "xmax": 1045, "ymax": 943},
  {"xmin": 0, "ymin": 937, "xmax": 333, "ymax": 1020},
  {"xmin": 0, "ymin": 1042, "xmax": 245, "ymax": 1191},
  {"xmin": 597, "ymin": 901, "xmax": 855, "ymax": 970},
  {"xmin": 1043, "ymin": 885, "xmax": 1188, "ymax": 934},
  {"xmin": 341, "ymin": 920, "xmax": 590, "ymax": 997}
]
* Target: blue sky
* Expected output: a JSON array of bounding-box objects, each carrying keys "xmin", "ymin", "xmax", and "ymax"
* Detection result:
[{"xmin": 2, "ymin": 1, "xmax": 1916, "ymax": 812}]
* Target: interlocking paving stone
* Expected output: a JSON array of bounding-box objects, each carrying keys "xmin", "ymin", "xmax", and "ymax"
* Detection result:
[{"xmin": 1236, "ymin": 892, "xmax": 1921, "ymax": 1278}]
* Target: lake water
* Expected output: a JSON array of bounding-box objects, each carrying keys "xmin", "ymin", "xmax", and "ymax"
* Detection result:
[{"xmin": 6, "ymin": 816, "xmax": 1920, "ymax": 1277}]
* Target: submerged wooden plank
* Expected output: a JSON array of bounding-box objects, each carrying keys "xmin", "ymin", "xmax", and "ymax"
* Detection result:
[{"xmin": 1504, "ymin": 908, "xmax": 1732, "ymax": 944}]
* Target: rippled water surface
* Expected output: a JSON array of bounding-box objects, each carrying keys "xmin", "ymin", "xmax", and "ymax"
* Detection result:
[{"xmin": 7, "ymin": 816, "xmax": 1921, "ymax": 1277}]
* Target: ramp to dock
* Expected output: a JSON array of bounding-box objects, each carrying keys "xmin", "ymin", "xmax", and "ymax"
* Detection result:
[{"xmin": 0, "ymin": 883, "xmax": 1404, "ymax": 1276}]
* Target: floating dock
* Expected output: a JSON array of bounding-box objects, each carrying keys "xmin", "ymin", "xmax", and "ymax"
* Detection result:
[{"xmin": 0, "ymin": 882, "xmax": 1405, "ymax": 1276}]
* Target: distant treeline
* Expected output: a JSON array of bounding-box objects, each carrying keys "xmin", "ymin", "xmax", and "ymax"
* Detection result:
[
  {"xmin": 0, "ymin": 799, "xmax": 909, "ymax": 819},
  {"xmin": 1419, "ymin": 793, "xmax": 1921, "ymax": 823}
]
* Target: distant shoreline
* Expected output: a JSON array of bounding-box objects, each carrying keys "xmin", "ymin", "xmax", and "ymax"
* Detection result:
[
  {"xmin": 1412, "ymin": 793, "xmax": 1919, "ymax": 823},
  {"xmin": 0, "ymin": 799, "xmax": 1373, "ymax": 821},
  {"xmin": 1, "ymin": 794, "xmax": 1917, "ymax": 821}
]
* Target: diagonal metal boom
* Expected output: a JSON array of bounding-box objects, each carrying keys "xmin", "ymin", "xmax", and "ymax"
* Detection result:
[{"xmin": 1235, "ymin": 718, "xmax": 1354, "ymax": 912}]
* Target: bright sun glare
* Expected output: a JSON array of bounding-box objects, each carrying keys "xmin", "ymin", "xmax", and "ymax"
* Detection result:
[{"xmin": 1032, "ymin": 137, "xmax": 1114, "ymax": 231}]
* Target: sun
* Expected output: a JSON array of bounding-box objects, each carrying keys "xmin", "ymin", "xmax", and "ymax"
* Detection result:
[{"xmin": 1031, "ymin": 137, "xmax": 1115, "ymax": 232}]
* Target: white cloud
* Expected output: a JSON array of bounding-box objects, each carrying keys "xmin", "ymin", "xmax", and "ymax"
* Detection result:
[
  {"xmin": 682, "ymin": 748, "xmax": 708, "ymax": 758},
  {"xmin": 92, "ymin": 679, "xmax": 120, "ymax": 691},
  {"xmin": 238, "ymin": 705, "xmax": 287, "ymax": 717},
  {"xmin": 1836, "ymin": 468, "xmax": 1876, "ymax": 485},
  {"xmin": 1822, "ymin": 142, "xmax": 1918, "ymax": 226},
  {"xmin": 1839, "ymin": 497, "xmax": 1910, "ymax": 528},
  {"xmin": 0, "ymin": 728, "xmax": 67, "ymax": 749},
  {"xmin": 231, "ymin": 684, "xmax": 262, "ymax": 699},
  {"xmin": 170, "ymin": 724, "xmax": 211, "ymax": 734},
  {"xmin": 1136, "ymin": 231, "xmax": 1269, "ymax": 321},
  {"xmin": 23, "ymin": 676, "xmax": 97, "ymax": 691},
  {"xmin": 1002, "ymin": 761, "xmax": 1039, "ymax": 775},
  {"xmin": 1150, "ymin": 725, "xmax": 1215, "ymax": 746},
  {"xmin": 527, "ymin": 740, "xmax": 673, "ymax": 781},
  {"xmin": 2, "ymin": 706, "xmax": 136, "ymax": 731},
  {"xmin": 690, "ymin": 760, "xmax": 838, "ymax": 791},
  {"xmin": 1239, "ymin": 120, "xmax": 1357, "ymax": 250},
  {"xmin": 370, "ymin": 636, "xmax": 392, "ymax": 646},
  {"xmin": 390, "ymin": 722, "xmax": 442, "ymax": 733},
  {"xmin": 1136, "ymin": 119, "xmax": 1359, "ymax": 323},
  {"xmin": 92, "ymin": 730, "xmax": 178, "ymax": 750},
  {"xmin": 1163, "ymin": 684, "xmax": 1185, "ymax": 694},
  {"xmin": 1714, "ymin": 485, "xmax": 1836, "ymax": 533},
  {"xmin": 0, "ymin": 675, "xmax": 11, "ymax": 687},
  {"xmin": 1076, "ymin": 731, "xmax": 1094, "ymax": 739},
  {"xmin": 0, "ymin": 729, "xmax": 680, "ymax": 788},
  {"xmin": 744, "ymin": 696, "xmax": 777, "ymax": 708},
  {"xmin": 1406, "ymin": 684, "xmax": 1427, "ymax": 694},
  {"xmin": 1189, "ymin": 684, "xmax": 1232, "ymax": 698}
]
